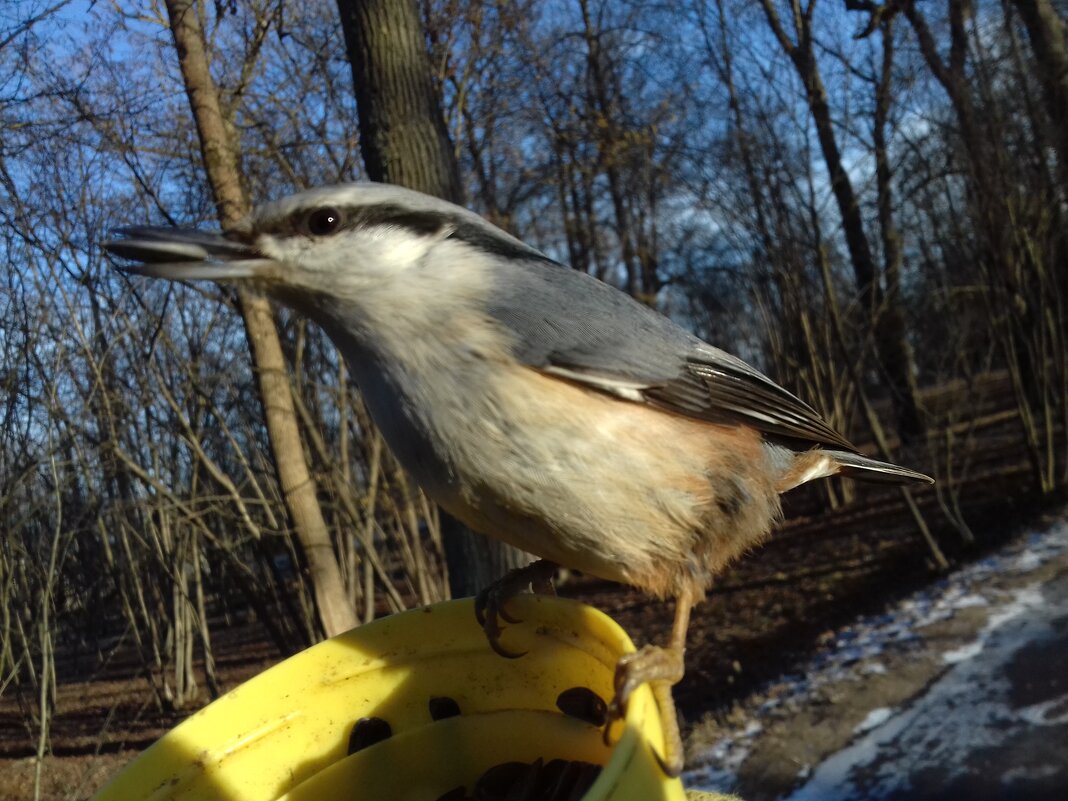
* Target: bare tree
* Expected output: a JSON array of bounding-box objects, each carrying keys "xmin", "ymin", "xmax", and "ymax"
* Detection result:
[
  {"xmin": 898, "ymin": 0, "xmax": 1067, "ymax": 490},
  {"xmin": 1010, "ymin": 0, "xmax": 1068, "ymax": 194},
  {"xmin": 162, "ymin": 0, "xmax": 358, "ymax": 637},
  {"xmin": 760, "ymin": 0, "xmax": 926, "ymax": 444},
  {"xmin": 5, "ymin": 0, "xmax": 1068, "ymax": 778}
]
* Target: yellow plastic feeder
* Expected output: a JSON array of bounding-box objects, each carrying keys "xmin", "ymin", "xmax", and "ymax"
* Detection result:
[{"xmin": 92, "ymin": 595, "xmax": 687, "ymax": 801}]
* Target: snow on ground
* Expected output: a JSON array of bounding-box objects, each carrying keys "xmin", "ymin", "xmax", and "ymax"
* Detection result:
[
  {"xmin": 685, "ymin": 516, "xmax": 1068, "ymax": 799},
  {"xmin": 851, "ymin": 707, "xmax": 892, "ymax": 735},
  {"xmin": 781, "ymin": 575, "xmax": 1068, "ymax": 800}
]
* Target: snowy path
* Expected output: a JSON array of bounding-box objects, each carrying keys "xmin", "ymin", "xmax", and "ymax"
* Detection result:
[{"xmin": 686, "ymin": 516, "xmax": 1068, "ymax": 801}]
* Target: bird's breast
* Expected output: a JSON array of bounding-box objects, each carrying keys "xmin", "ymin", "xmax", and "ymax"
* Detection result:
[
  {"xmin": 366, "ymin": 347, "xmax": 778, "ymax": 592},
  {"xmin": 331, "ymin": 312, "xmax": 781, "ymax": 597}
]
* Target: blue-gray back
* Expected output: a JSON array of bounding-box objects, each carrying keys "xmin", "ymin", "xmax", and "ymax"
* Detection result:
[{"xmin": 486, "ymin": 257, "xmax": 855, "ymax": 451}]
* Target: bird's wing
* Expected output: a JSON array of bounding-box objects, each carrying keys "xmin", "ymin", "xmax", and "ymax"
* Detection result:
[
  {"xmin": 641, "ymin": 349, "xmax": 856, "ymax": 449},
  {"xmin": 487, "ymin": 258, "xmax": 856, "ymax": 451}
]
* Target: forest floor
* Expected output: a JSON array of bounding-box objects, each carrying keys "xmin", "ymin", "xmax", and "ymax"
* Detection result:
[{"xmin": 0, "ymin": 407, "xmax": 1062, "ymax": 800}]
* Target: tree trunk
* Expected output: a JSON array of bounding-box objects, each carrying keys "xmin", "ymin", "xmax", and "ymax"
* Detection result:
[
  {"xmin": 1011, "ymin": 0, "xmax": 1068, "ymax": 195},
  {"xmin": 577, "ymin": 0, "xmax": 657, "ymax": 302},
  {"xmin": 760, "ymin": 0, "xmax": 925, "ymax": 444},
  {"xmin": 164, "ymin": 0, "xmax": 358, "ymax": 637},
  {"xmin": 335, "ymin": 0, "xmax": 530, "ymax": 597},
  {"xmin": 872, "ymin": 18, "xmax": 926, "ymax": 442},
  {"xmin": 336, "ymin": 0, "xmax": 462, "ymax": 202},
  {"xmin": 903, "ymin": 0, "xmax": 1064, "ymax": 490}
]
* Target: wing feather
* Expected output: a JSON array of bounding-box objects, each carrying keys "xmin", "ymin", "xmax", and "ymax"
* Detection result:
[
  {"xmin": 487, "ymin": 259, "xmax": 856, "ymax": 451},
  {"xmin": 643, "ymin": 355, "xmax": 856, "ymax": 449}
]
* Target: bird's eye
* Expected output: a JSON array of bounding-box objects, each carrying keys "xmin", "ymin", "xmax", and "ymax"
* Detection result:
[{"xmin": 307, "ymin": 207, "xmax": 344, "ymax": 236}]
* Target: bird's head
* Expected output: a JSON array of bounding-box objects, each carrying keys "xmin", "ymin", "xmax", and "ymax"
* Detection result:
[{"xmin": 105, "ymin": 182, "xmax": 549, "ymax": 316}]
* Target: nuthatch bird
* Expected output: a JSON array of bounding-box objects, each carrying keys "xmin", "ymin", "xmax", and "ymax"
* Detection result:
[{"xmin": 106, "ymin": 183, "xmax": 931, "ymax": 775}]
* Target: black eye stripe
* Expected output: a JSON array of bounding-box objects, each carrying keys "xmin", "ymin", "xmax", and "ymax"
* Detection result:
[
  {"xmin": 348, "ymin": 205, "xmax": 448, "ymax": 235},
  {"xmin": 262, "ymin": 203, "xmax": 557, "ymax": 265},
  {"xmin": 280, "ymin": 204, "xmax": 446, "ymax": 238}
]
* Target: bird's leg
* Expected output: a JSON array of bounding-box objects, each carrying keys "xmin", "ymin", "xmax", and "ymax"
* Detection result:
[
  {"xmin": 606, "ymin": 588, "xmax": 695, "ymax": 777},
  {"xmin": 474, "ymin": 559, "xmax": 557, "ymax": 658}
]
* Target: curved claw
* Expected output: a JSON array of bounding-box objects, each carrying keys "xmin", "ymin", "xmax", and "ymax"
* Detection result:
[
  {"xmin": 602, "ymin": 658, "xmax": 634, "ymax": 747},
  {"xmin": 602, "ymin": 703, "xmax": 623, "ymax": 747},
  {"xmin": 474, "ymin": 587, "xmax": 522, "ymax": 626},
  {"xmin": 613, "ymin": 651, "xmax": 645, "ymax": 709},
  {"xmin": 475, "ymin": 587, "xmax": 526, "ymax": 656},
  {"xmin": 652, "ymin": 744, "xmax": 684, "ymax": 778},
  {"xmin": 482, "ymin": 597, "xmax": 526, "ymax": 657},
  {"xmin": 604, "ymin": 645, "xmax": 687, "ymax": 775},
  {"xmin": 473, "ymin": 559, "xmax": 558, "ymax": 660},
  {"xmin": 488, "ymin": 636, "xmax": 527, "ymax": 660},
  {"xmin": 497, "ymin": 604, "xmax": 522, "ymax": 625},
  {"xmin": 474, "ymin": 592, "xmax": 488, "ymax": 627}
]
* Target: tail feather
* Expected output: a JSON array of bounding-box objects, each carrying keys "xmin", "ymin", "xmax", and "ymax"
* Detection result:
[{"xmin": 824, "ymin": 449, "xmax": 933, "ymax": 485}]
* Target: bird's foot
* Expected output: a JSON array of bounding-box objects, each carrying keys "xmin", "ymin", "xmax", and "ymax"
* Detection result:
[
  {"xmin": 474, "ymin": 559, "xmax": 557, "ymax": 658},
  {"xmin": 605, "ymin": 644, "xmax": 686, "ymax": 777}
]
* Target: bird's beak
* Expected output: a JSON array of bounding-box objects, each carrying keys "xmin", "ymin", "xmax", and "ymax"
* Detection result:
[{"xmin": 104, "ymin": 226, "xmax": 279, "ymax": 283}]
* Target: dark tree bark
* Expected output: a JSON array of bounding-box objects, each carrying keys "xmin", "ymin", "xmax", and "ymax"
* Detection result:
[
  {"xmin": 900, "ymin": 0, "xmax": 1066, "ymax": 490},
  {"xmin": 1011, "ymin": 0, "xmax": 1068, "ymax": 195},
  {"xmin": 872, "ymin": 17, "xmax": 925, "ymax": 441},
  {"xmin": 759, "ymin": 0, "xmax": 926, "ymax": 444},
  {"xmin": 336, "ymin": 0, "xmax": 462, "ymax": 203},
  {"xmin": 335, "ymin": 0, "xmax": 530, "ymax": 597},
  {"xmin": 164, "ymin": 0, "xmax": 358, "ymax": 637},
  {"xmin": 577, "ymin": 0, "xmax": 661, "ymax": 302}
]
